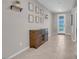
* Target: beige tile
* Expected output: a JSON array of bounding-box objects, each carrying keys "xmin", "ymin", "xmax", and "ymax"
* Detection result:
[{"xmin": 12, "ymin": 35, "xmax": 76, "ymax": 59}]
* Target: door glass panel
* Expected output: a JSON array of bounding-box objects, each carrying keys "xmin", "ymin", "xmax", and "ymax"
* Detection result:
[{"xmin": 59, "ymin": 16, "xmax": 64, "ymax": 32}]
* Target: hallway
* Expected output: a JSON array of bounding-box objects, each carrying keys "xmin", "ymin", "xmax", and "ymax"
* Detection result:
[
  {"xmin": 2, "ymin": 0, "xmax": 77, "ymax": 58},
  {"xmin": 12, "ymin": 35, "xmax": 76, "ymax": 59}
]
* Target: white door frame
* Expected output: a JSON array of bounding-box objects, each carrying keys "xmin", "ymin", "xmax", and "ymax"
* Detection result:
[{"xmin": 57, "ymin": 14, "xmax": 66, "ymax": 33}]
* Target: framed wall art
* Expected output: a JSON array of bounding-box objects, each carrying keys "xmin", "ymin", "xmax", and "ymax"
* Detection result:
[
  {"xmin": 28, "ymin": 14, "xmax": 34, "ymax": 23},
  {"xmin": 35, "ymin": 16, "xmax": 39, "ymax": 23},
  {"xmin": 39, "ymin": 17, "xmax": 44, "ymax": 23},
  {"xmin": 28, "ymin": 2, "xmax": 34, "ymax": 11},
  {"xmin": 39, "ymin": 17, "xmax": 42, "ymax": 23},
  {"xmin": 40, "ymin": 8, "xmax": 42, "ymax": 14},
  {"xmin": 45, "ymin": 14, "xmax": 48, "ymax": 19},
  {"xmin": 40, "ymin": 8, "xmax": 44, "ymax": 15},
  {"xmin": 35, "ymin": 5, "xmax": 39, "ymax": 14}
]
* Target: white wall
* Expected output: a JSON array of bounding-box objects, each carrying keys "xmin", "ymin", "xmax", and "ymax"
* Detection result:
[
  {"xmin": 71, "ymin": 7, "xmax": 77, "ymax": 41},
  {"xmin": 51, "ymin": 14, "xmax": 57, "ymax": 36},
  {"xmin": 2, "ymin": 0, "xmax": 53, "ymax": 59},
  {"xmin": 65, "ymin": 12, "xmax": 72, "ymax": 34},
  {"xmin": 71, "ymin": 7, "xmax": 77, "ymax": 56}
]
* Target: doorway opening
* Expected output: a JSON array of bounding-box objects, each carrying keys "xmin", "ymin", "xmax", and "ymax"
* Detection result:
[{"xmin": 58, "ymin": 14, "xmax": 65, "ymax": 34}]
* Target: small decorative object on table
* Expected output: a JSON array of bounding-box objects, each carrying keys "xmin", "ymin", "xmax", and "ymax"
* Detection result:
[{"xmin": 10, "ymin": 1, "xmax": 23, "ymax": 12}]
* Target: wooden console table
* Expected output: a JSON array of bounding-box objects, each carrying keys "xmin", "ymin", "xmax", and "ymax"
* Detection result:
[{"xmin": 29, "ymin": 29, "xmax": 48, "ymax": 49}]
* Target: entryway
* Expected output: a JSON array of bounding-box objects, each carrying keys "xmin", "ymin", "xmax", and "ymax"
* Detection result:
[{"xmin": 58, "ymin": 14, "xmax": 65, "ymax": 34}]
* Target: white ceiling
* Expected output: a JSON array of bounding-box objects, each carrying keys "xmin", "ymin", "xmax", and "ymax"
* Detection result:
[{"xmin": 38, "ymin": 0, "xmax": 76, "ymax": 13}]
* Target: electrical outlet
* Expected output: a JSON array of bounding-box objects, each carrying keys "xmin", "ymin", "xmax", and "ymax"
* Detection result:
[{"xmin": 19, "ymin": 41, "xmax": 23, "ymax": 47}]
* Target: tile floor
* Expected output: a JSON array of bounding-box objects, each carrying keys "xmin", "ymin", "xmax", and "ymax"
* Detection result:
[{"xmin": 12, "ymin": 35, "xmax": 76, "ymax": 59}]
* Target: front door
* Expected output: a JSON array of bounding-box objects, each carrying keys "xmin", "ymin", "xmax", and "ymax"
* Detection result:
[{"xmin": 58, "ymin": 15, "xmax": 65, "ymax": 33}]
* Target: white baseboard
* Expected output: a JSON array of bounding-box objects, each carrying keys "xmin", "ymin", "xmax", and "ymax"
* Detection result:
[
  {"xmin": 72, "ymin": 39, "xmax": 76, "ymax": 42},
  {"xmin": 8, "ymin": 46, "xmax": 29, "ymax": 59},
  {"xmin": 71, "ymin": 37, "xmax": 77, "ymax": 42},
  {"xmin": 57, "ymin": 33, "xmax": 71, "ymax": 36},
  {"xmin": 65, "ymin": 33, "xmax": 71, "ymax": 36}
]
